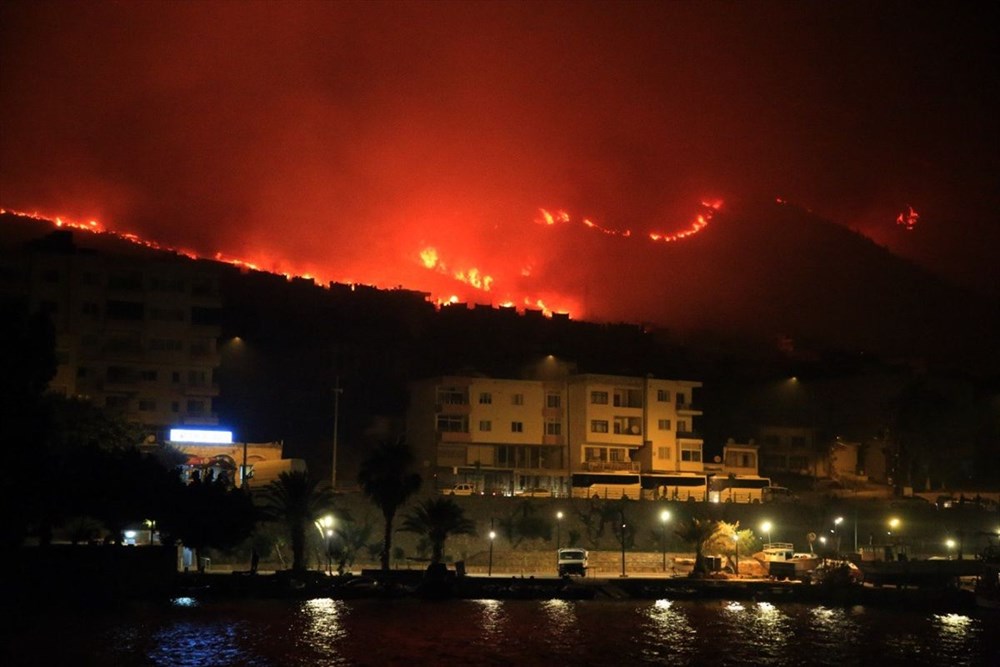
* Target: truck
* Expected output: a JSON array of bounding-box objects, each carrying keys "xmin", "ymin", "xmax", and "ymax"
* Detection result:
[{"xmin": 557, "ymin": 548, "xmax": 589, "ymax": 577}]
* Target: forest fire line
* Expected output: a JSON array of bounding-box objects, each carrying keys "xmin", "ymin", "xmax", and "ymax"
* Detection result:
[{"xmin": 3, "ymin": 198, "xmax": 723, "ymax": 321}]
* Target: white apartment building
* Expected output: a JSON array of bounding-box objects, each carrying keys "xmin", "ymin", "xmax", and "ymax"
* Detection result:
[{"xmin": 407, "ymin": 373, "xmax": 704, "ymax": 497}]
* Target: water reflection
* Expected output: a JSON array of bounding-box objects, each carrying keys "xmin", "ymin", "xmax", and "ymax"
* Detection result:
[
  {"xmin": 642, "ymin": 598, "xmax": 696, "ymax": 663},
  {"xmin": 541, "ymin": 599, "xmax": 579, "ymax": 653},
  {"xmin": 147, "ymin": 620, "xmax": 249, "ymax": 666},
  {"xmin": 475, "ymin": 599, "xmax": 506, "ymax": 643},
  {"xmin": 933, "ymin": 613, "xmax": 981, "ymax": 666},
  {"xmin": 299, "ymin": 598, "xmax": 348, "ymax": 663}
]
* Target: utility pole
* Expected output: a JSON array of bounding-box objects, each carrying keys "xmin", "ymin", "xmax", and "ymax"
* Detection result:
[{"xmin": 332, "ymin": 377, "xmax": 343, "ymax": 490}]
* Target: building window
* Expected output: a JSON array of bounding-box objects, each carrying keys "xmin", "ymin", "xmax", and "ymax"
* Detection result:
[
  {"xmin": 105, "ymin": 396, "xmax": 129, "ymax": 410},
  {"xmin": 150, "ymin": 307, "xmax": 185, "ymax": 322},
  {"xmin": 436, "ymin": 415, "xmax": 468, "ymax": 432},
  {"xmin": 676, "ymin": 392, "xmax": 687, "ymax": 407},
  {"xmin": 437, "ymin": 387, "xmax": 467, "ymax": 406},
  {"xmin": 609, "ymin": 449, "xmax": 627, "ymax": 462},
  {"xmin": 677, "ymin": 420, "xmax": 688, "ymax": 434},
  {"xmin": 479, "ymin": 420, "xmax": 492, "ymax": 432},
  {"xmin": 511, "ymin": 393, "xmax": 524, "ymax": 406},
  {"xmin": 585, "ymin": 447, "xmax": 606, "ymax": 461},
  {"xmin": 138, "ymin": 399, "xmax": 156, "ymax": 412},
  {"xmin": 657, "ymin": 446, "xmax": 671, "ymax": 460},
  {"xmin": 613, "ymin": 416, "xmax": 642, "ymax": 435},
  {"xmin": 479, "ymin": 392, "xmax": 492, "ymax": 405},
  {"xmin": 613, "ymin": 388, "xmax": 643, "ymax": 408},
  {"xmin": 150, "ymin": 338, "xmax": 184, "ymax": 352},
  {"xmin": 545, "ymin": 421, "xmax": 561, "ymax": 436},
  {"xmin": 658, "ymin": 419, "xmax": 671, "ymax": 431},
  {"xmin": 591, "ymin": 420, "xmax": 609, "ymax": 433},
  {"xmin": 680, "ymin": 444, "xmax": 702, "ymax": 462},
  {"xmin": 105, "ymin": 301, "xmax": 146, "ymax": 322},
  {"xmin": 511, "ymin": 421, "xmax": 524, "ymax": 433},
  {"xmin": 546, "ymin": 393, "xmax": 561, "ymax": 408},
  {"xmin": 725, "ymin": 451, "xmax": 756, "ymax": 469},
  {"xmin": 657, "ymin": 389, "xmax": 670, "ymax": 402},
  {"xmin": 590, "ymin": 391, "xmax": 608, "ymax": 405}
]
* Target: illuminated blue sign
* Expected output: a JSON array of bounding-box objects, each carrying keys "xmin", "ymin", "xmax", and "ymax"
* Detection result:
[{"xmin": 169, "ymin": 428, "xmax": 234, "ymax": 444}]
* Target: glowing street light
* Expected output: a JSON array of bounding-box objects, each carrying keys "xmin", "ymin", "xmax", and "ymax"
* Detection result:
[
  {"xmin": 946, "ymin": 538, "xmax": 956, "ymax": 559},
  {"xmin": 660, "ymin": 509, "xmax": 671, "ymax": 572},
  {"xmin": 833, "ymin": 516, "xmax": 844, "ymax": 554},
  {"xmin": 761, "ymin": 520, "xmax": 773, "ymax": 545},
  {"xmin": 556, "ymin": 511, "xmax": 564, "ymax": 549},
  {"xmin": 488, "ymin": 530, "xmax": 496, "ymax": 576},
  {"xmin": 316, "ymin": 515, "xmax": 335, "ymax": 574}
]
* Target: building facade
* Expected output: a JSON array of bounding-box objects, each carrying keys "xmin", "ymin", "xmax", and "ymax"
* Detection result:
[
  {"xmin": 407, "ymin": 373, "xmax": 704, "ymax": 496},
  {"xmin": 0, "ymin": 230, "xmax": 222, "ymax": 433}
]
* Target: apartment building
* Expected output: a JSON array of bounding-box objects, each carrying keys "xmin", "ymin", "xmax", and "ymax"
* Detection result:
[
  {"xmin": 0, "ymin": 230, "xmax": 222, "ymax": 432},
  {"xmin": 407, "ymin": 373, "xmax": 704, "ymax": 496}
]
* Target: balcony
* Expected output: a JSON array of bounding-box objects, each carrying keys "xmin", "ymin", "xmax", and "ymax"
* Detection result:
[
  {"xmin": 581, "ymin": 460, "xmax": 641, "ymax": 473},
  {"xmin": 676, "ymin": 430, "xmax": 703, "ymax": 440},
  {"xmin": 676, "ymin": 402, "xmax": 702, "ymax": 416}
]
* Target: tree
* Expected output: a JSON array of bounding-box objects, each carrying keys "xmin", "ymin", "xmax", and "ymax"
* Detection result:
[
  {"xmin": 674, "ymin": 517, "xmax": 721, "ymax": 576},
  {"xmin": 703, "ymin": 520, "xmax": 755, "ymax": 573},
  {"xmin": 159, "ymin": 472, "xmax": 257, "ymax": 572},
  {"xmin": 259, "ymin": 471, "xmax": 338, "ymax": 572},
  {"xmin": 357, "ymin": 439, "xmax": 422, "ymax": 571},
  {"xmin": 400, "ymin": 497, "xmax": 476, "ymax": 565}
]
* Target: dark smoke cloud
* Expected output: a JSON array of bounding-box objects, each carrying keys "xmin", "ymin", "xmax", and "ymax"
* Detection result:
[{"xmin": 2, "ymin": 1, "xmax": 997, "ymax": 305}]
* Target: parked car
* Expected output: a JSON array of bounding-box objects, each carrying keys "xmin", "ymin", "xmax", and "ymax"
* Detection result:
[{"xmin": 443, "ymin": 483, "xmax": 476, "ymax": 496}]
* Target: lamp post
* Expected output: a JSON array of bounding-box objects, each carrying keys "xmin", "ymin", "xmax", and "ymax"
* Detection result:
[
  {"xmin": 761, "ymin": 520, "xmax": 773, "ymax": 546},
  {"xmin": 888, "ymin": 517, "xmax": 900, "ymax": 541},
  {"xmin": 331, "ymin": 377, "xmax": 343, "ymax": 491},
  {"xmin": 619, "ymin": 508, "xmax": 628, "ymax": 578},
  {"xmin": 316, "ymin": 515, "xmax": 335, "ymax": 575},
  {"xmin": 946, "ymin": 538, "xmax": 956, "ymax": 560},
  {"xmin": 556, "ymin": 511, "xmax": 564, "ymax": 549},
  {"xmin": 660, "ymin": 509, "xmax": 671, "ymax": 572},
  {"xmin": 834, "ymin": 516, "xmax": 844, "ymax": 555},
  {"xmin": 488, "ymin": 530, "xmax": 496, "ymax": 576},
  {"xmin": 730, "ymin": 532, "xmax": 740, "ymax": 577}
]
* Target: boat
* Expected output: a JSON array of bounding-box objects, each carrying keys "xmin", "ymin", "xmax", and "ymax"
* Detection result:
[
  {"xmin": 752, "ymin": 542, "xmax": 821, "ymax": 579},
  {"xmin": 851, "ymin": 544, "xmax": 982, "ymax": 588}
]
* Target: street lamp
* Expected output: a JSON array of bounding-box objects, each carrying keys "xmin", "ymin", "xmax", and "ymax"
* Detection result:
[
  {"xmin": 316, "ymin": 515, "xmax": 335, "ymax": 574},
  {"xmin": 834, "ymin": 516, "xmax": 844, "ymax": 554},
  {"xmin": 761, "ymin": 520, "xmax": 773, "ymax": 545},
  {"xmin": 946, "ymin": 538, "xmax": 956, "ymax": 559},
  {"xmin": 660, "ymin": 510, "xmax": 671, "ymax": 572},
  {"xmin": 488, "ymin": 530, "xmax": 496, "ymax": 576},
  {"xmin": 556, "ymin": 511, "xmax": 564, "ymax": 549},
  {"xmin": 619, "ymin": 509, "xmax": 628, "ymax": 578},
  {"xmin": 888, "ymin": 517, "xmax": 900, "ymax": 540}
]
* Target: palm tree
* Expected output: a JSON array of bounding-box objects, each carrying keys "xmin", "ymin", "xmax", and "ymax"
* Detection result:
[
  {"xmin": 358, "ymin": 439, "xmax": 422, "ymax": 570},
  {"xmin": 400, "ymin": 497, "xmax": 476, "ymax": 565},
  {"xmin": 260, "ymin": 470, "xmax": 337, "ymax": 572},
  {"xmin": 674, "ymin": 517, "xmax": 720, "ymax": 576}
]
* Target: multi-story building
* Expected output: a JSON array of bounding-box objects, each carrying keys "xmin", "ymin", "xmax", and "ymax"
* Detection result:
[
  {"xmin": 0, "ymin": 229, "xmax": 222, "ymax": 433},
  {"xmin": 407, "ymin": 373, "xmax": 704, "ymax": 497}
]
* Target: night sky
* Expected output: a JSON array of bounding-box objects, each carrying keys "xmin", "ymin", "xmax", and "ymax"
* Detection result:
[{"xmin": 2, "ymin": 1, "xmax": 997, "ymax": 313}]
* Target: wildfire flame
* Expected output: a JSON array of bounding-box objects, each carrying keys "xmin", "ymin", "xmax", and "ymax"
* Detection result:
[
  {"xmin": 3, "ymin": 197, "xmax": 723, "ymax": 322},
  {"xmin": 896, "ymin": 205, "xmax": 919, "ymax": 231}
]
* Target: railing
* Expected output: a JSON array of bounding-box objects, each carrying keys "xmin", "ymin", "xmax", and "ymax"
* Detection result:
[{"xmin": 581, "ymin": 460, "xmax": 641, "ymax": 472}]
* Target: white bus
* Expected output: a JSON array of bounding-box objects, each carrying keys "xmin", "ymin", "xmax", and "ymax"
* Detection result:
[
  {"xmin": 642, "ymin": 473, "xmax": 709, "ymax": 501},
  {"xmin": 571, "ymin": 473, "xmax": 642, "ymax": 500},
  {"xmin": 709, "ymin": 475, "xmax": 771, "ymax": 504}
]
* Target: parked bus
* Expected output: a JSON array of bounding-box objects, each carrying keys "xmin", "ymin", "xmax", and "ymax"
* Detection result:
[
  {"xmin": 709, "ymin": 474, "xmax": 771, "ymax": 503},
  {"xmin": 571, "ymin": 473, "xmax": 642, "ymax": 500},
  {"xmin": 641, "ymin": 473, "xmax": 709, "ymax": 501}
]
